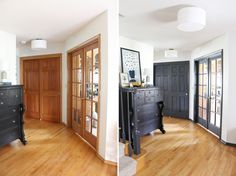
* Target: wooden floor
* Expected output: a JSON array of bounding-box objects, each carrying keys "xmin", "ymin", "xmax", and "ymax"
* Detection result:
[
  {"xmin": 137, "ymin": 117, "xmax": 236, "ymax": 176},
  {"xmin": 0, "ymin": 119, "xmax": 116, "ymax": 176}
]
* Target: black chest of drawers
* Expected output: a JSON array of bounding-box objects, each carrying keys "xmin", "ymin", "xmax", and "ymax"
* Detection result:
[
  {"xmin": 119, "ymin": 87, "xmax": 165, "ymax": 155},
  {"xmin": 0, "ymin": 85, "xmax": 26, "ymax": 147}
]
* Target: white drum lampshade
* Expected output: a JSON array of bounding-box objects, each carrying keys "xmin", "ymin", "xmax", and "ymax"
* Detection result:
[
  {"xmin": 31, "ymin": 39, "xmax": 47, "ymax": 49},
  {"xmin": 177, "ymin": 7, "xmax": 206, "ymax": 32}
]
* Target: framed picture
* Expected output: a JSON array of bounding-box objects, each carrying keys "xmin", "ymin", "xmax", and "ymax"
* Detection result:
[
  {"xmin": 120, "ymin": 48, "xmax": 142, "ymax": 83},
  {"xmin": 120, "ymin": 73, "xmax": 129, "ymax": 87}
]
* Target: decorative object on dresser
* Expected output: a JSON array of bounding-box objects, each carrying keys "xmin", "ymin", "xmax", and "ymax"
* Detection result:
[
  {"xmin": 120, "ymin": 73, "xmax": 129, "ymax": 87},
  {"xmin": 120, "ymin": 48, "xmax": 142, "ymax": 84},
  {"xmin": 0, "ymin": 85, "xmax": 26, "ymax": 147},
  {"xmin": 119, "ymin": 86, "xmax": 165, "ymax": 155}
]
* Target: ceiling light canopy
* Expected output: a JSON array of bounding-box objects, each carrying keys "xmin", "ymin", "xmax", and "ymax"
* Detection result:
[
  {"xmin": 177, "ymin": 7, "xmax": 206, "ymax": 32},
  {"xmin": 31, "ymin": 39, "xmax": 47, "ymax": 50}
]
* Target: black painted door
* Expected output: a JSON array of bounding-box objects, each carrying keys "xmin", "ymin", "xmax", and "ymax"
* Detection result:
[
  {"xmin": 196, "ymin": 51, "xmax": 223, "ymax": 137},
  {"xmin": 154, "ymin": 61, "xmax": 189, "ymax": 118}
]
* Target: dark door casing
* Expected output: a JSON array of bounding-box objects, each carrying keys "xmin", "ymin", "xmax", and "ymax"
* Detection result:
[{"xmin": 154, "ymin": 61, "xmax": 189, "ymax": 119}]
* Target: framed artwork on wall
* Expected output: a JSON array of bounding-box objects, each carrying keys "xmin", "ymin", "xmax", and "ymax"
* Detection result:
[{"xmin": 120, "ymin": 48, "xmax": 142, "ymax": 83}]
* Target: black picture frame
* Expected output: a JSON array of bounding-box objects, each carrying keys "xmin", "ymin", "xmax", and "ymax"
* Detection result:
[{"xmin": 120, "ymin": 47, "xmax": 142, "ymax": 83}]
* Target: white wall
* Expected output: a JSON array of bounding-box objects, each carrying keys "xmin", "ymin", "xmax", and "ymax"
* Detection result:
[
  {"xmin": 120, "ymin": 36, "xmax": 154, "ymax": 84},
  {"xmin": 65, "ymin": 9, "xmax": 118, "ymax": 163},
  {"xmin": 154, "ymin": 49, "xmax": 191, "ymax": 63},
  {"xmin": 191, "ymin": 34, "xmax": 229, "ymax": 143},
  {"xmin": 0, "ymin": 31, "xmax": 16, "ymax": 84}
]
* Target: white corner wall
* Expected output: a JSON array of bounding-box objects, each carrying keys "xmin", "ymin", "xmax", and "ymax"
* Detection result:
[
  {"xmin": 191, "ymin": 34, "xmax": 229, "ymax": 143},
  {"xmin": 120, "ymin": 36, "xmax": 154, "ymax": 84},
  {"xmin": 0, "ymin": 31, "xmax": 16, "ymax": 84},
  {"xmin": 65, "ymin": 9, "xmax": 118, "ymax": 162}
]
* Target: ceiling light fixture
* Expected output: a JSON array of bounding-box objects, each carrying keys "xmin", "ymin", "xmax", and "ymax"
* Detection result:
[
  {"xmin": 165, "ymin": 49, "xmax": 178, "ymax": 58},
  {"xmin": 31, "ymin": 39, "xmax": 47, "ymax": 50},
  {"xmin": 177, "ymin": 7, "xmax": 206, "ymax": 32}
]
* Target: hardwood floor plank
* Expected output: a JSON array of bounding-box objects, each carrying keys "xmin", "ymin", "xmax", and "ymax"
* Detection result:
[
  {"xmin": 0, "ymin": 119, "xmax": 116, "ymax": 176},
  {"xmin": 137, "ymin": 117, "xmax": 236, "ymax": 176}
]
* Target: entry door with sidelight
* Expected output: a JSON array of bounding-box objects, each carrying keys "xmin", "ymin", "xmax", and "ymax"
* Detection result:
[
  {"xmin": 196, "ymin": 51, "xmax": 223, "ymax": 137},
  {"xmin": 71, "ymin": 41, "xmax": 99, "ymax": 149}
]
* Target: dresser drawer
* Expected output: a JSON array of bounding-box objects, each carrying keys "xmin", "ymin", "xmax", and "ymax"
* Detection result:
[
  {"xmin": 8, "ymin": 88, "xmax": 22, "ymax": 105},
  {"xmin": 0, "ymin": 126, "xmax": 19, "ymax": 147},
  {"xmin": 145, "ymin": 90, "xmax": 155, "ymax": 97},
  {"xmin": 135, "ymin": 91, "xmax": 144, "ymax": 105},
  {"xmin": 0, "ymin": 98, "xmax": 8, "ymax": 107},
  {"xmin": 145, "ymin": 96, "xmax": 155, "ymax": 103},
  {"xmin": 0, "ymin": 115, "xmax": 19, "ymax": 131},
  {"xmin": 0, "ymin": 105, "xmax": 20, "ymax": 118},
  {"xmin": 0, "ymin": 90, "xmax": 8, "ymax": 98}
]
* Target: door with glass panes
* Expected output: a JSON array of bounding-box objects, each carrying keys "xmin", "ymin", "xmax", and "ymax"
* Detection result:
[
  {"xmin": 197, "ymin": 51, "xmax": 223, "ymax": 137},
  {"xmin": 71, "ymin": 41, "xmax": 99, "ymax": 149}
]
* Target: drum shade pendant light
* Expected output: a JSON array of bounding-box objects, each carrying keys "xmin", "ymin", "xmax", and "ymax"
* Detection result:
[
  {"xmin": 177, "ymin": 7, "xmax": 206, "ymax": 32},
  {"xmin": 31, "ymin": 39, "xmax": 47, "ymax": 49}
]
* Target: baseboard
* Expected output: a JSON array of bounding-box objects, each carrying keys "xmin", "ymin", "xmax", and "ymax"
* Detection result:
[
  {"xmin": 220, "ymin": 139, "xmax": 236, "ymax": 147},
  {"xmin": 96, "ymin": 153, "xmax": 117, "ymax": 166}
]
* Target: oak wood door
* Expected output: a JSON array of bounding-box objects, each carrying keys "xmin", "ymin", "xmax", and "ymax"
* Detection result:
[
  {"xmin": 71, "ymin": 41, "xmax": 99, "ymax": 149},
  {"xmin": 71, "ymin": 50, "xmax": 84, "ymax": 136},
  {"xmin": 23, "ymin": 60, "xmax": 40, "ymax": 119},
  {"xmin": 22, "ymin": 56, "xmax": 61, "ymax": 123},
  {"xmin": 83, "ymin": 42, "xmax": 99, "ymax": 148},
  {"xmin": 40, "ymin": 58, "xmax": 61, "ymax": 122}
]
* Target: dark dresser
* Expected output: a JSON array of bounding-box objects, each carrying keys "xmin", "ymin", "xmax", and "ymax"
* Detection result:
[
  {"xmin": 119, "ymin": 86, "xmax": 165, "ymax": 155},
  {"xmin": 0, "ymin": 85, "xmax": 26, "ymax": 147}
]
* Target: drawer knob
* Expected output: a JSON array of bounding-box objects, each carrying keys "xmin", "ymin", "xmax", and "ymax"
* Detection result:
[
  {"xmin": 13, "ymin": 109, "xmax": 16, "ymax": 112},
  {"xmin": 12, "ymin": 120, "xmax": 16, "ymax": 123},
  {"xmin": 0, "ymin": 102, "xmax": 3, "ymax": 105},
  {"xmin": 15, "ymin": 95, "xmax": 18, "ymax": 98},
  {"xmin": 0, "ymin": 93, "xmax": 3, "ymax": 95}
]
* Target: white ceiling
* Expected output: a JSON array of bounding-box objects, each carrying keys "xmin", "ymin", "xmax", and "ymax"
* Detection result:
[
  {"xmin": 120, "ymin": 0, "xmax": 236, "ymax": 51},
  {"xmin": 0, "ymin": 0, "xmax": 112, "ymax": 43}
]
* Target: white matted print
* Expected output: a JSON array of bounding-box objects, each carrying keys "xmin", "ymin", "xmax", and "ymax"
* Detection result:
[{"xmin": 120, "ymin": 48, "xmax": 142, "ymax": 83}]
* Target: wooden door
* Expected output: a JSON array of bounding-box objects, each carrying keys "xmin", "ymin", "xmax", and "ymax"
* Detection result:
[
  {"xmin": 71, "ymin": 50, "xmax": 84, "ymax": 136},
  {"xmin": 23, "ymin": 60, "xmax": 40, "ymax": 119},
  {"xmin": 83, "ymin": 43, "xmax": 99, "ymax": 148},
  {"xmin": 22, "ymin": 55, "xmax": 61, "ymax": 123},
  {"xmin": 40, "ymin": 58, "xmax": 61, "ymax": 122},
  {"xmin": 154, "ymin": 61, "xmax": 189, "ymax": 118},
  {"xmin": 71, "ymin": 41, "xmax": 100, "ymax": 149}
]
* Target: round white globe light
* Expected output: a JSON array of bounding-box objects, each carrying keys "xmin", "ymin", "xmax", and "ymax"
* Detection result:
[
  {"xmin": 31, "ymin": 39, "xmax": 47, "ymax": 49},
  {"xmin": 177, "ymin": 7, "xmax": 206, "ymax": 32}
]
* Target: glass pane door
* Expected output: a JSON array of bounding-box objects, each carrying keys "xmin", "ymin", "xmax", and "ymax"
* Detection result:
[
  {"xmin": 208, "ymin": 57, "xmax": 222, "ymax": 135},
  {"xmin": 83, "ymin": 42, "xmax": 99, "ymax": 148},
  {"xmin": 196, "ymin": 51, "xmax": 223, "ymax": 137},
  {"xmin": 71, "ymin": 50, "xmax": 84, "ymax": 136},
  {"xmin": 197, "ymin": 59, "xmax": 208, "ymax": 128}
]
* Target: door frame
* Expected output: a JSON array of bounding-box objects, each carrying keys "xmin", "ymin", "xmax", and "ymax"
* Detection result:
[
  {"xmin": 67, "ymin": 34, "xmax": 101, "ymax": 152},
  {"xmin": 153, "ymin": 61, "xmax": 190, "ymax": 118},
  {"xmin": 194, "ymin": 49, "xmax": 224, "ymax": 139},
  {"xmin": 20, "ymin": 53, "xmax": 62, "ymax": 123}
]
